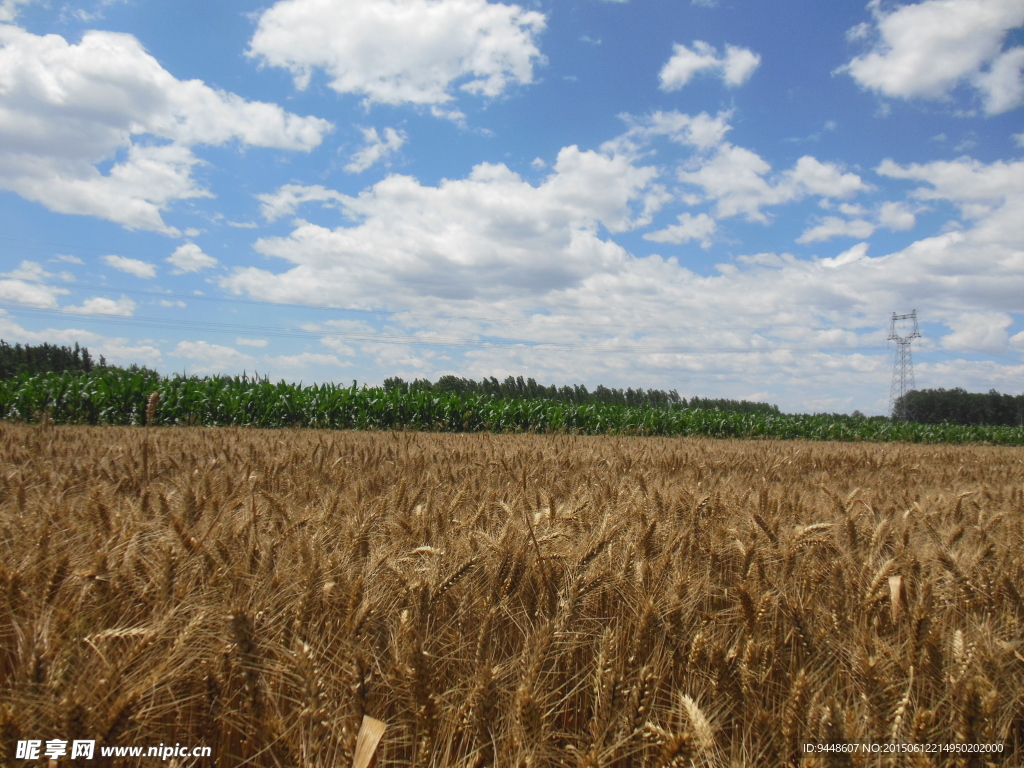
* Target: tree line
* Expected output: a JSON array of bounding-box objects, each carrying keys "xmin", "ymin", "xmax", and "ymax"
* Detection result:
[
  {"xmin": 0, "ymin": 340, "xmax": 105, "ymax": 379},
  {"xmin": 894, "ymin": 387, "xmax": 1024, "ymax": 426},
  {"xmin": 384, "ymin": 374, "xmax": 781, "ymax": 414}
]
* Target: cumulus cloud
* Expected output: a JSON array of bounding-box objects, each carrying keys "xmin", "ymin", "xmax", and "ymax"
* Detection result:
[
  {"xmin": 798, "ymin": 199, "xmax": 921, "ymax": 244},
  {"xmin": 679, "ymin": 149, "xmax": 870, "ymax": 222},
  {"xmin": 837, "ymin": 203, "xmax": 868, "ymax": 217},
  {"xmin": 64, "ymin": 296, "xmax": 137, "ymax": 316},
  {"xmin": 258, "ymin": 184, "xmax": 349, "ymax": 222},
  {"xmin": 797, "ymin": 217, "xmax": 876, "ymax": 244},
  {"xmin": 0, "ymin": 279, "xmax": 65, "ymax": 308},
  {"xmin": 877, "ymin": 201, "xmax": 918, "ymax": 231},
  {"xmin": 789, "ymin": 156, "xmax": 870, "ymax": 198},
  {"xmin": 1011, "ymin": 329, "xmax": 1024, "ymax": 351},
  {"xmin": 941, "ymin": 311, "xmax": 1013, "ymax": 353},
  {"xmin": 0, "ymin": 261, "xmax": 68, "ymax": 307},
  {"xmin": 248, "ymin": 0, "xmax": 546, "ymax": 106},
  {"xmin": 345, "ymin": 127, "xmax": 407, "ymax": 173},
  {"xmin": 643, "ymin": 213, "xmax": 716, "ymax": 247},
  {"xmin": 0, "ymin": 0, "xmax": 34, "ymax": 21},
  {"xmin": 171, "ymin": 341, "xmax": 255, "ymax": 374},
  {"xmin": 581, "ymin": 111, "xmax": 872, "ymax": 231},
  {"xmin": 659, "ymin": 41, "xmax": 760, "ymax": 90},
  {"xmin": 223, "ymin": 145, "xmax": 660, "ymax": 305},
  {"xmin": 0, "ymin": 25, "xmax": 332, "ymax": 234},
  {"xmin": 842, "ymin": 0, "xmax": 1024, "ymax": 114},
  {"xmin": 101, "ymin": 255, "xmax": 157, "ymax": 279},
  {"xmin": 877, "ymin": 155, "xmax": 1024, "ymax": 221},
  {"xmin": 974, "ymin": 45, "xmax": 1024, "ymax": 113},
  {"xmin": 606, "ymin": 110, "xmax": 733, "ymax": 154},
  {"xmin": 236, "ymin": 337, "xmax": 269, "ymax": 348},
  {"xmin": 167, "ymin": 243, "xmax": 218, "ymax": 274}
]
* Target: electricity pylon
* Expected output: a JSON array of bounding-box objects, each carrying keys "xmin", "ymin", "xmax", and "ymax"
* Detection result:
[{"xmin": 888, "ymin": 310, "xmax": 921, "ymax": 420}]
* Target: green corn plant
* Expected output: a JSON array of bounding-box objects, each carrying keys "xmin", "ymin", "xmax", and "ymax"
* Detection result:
[{"xmin": 2, "ymin": 368, "xmax": 1024, "ymax": 444}]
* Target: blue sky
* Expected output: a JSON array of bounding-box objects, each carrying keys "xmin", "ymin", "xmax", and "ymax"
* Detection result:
[{"xmin": 2, "ymin": 0, "xmax": 1023, "ymax": 414}]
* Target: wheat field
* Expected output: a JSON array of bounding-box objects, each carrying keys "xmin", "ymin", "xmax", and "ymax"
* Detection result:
[{"xmin": 2, "ymin": 423, "xmax": 1023, "ymax": 767}]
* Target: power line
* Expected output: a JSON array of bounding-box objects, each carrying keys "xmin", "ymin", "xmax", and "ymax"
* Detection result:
[{"xmin": 3, "ymin": 276, "xmax": 884, "ymax": 337}]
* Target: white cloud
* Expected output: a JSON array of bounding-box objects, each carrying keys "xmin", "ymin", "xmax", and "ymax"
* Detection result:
[
  {"xmin": 0, "ymin": 25, "xmax": 332, "ymax": 234},
  {"xmin": 609, "ymin": 113, "xmax": 870, "ymax": 228},
  {"xmin": 677, "ymin": 146, "xmax": 780, "ymax": 220},
  {"xmin": 0, "ymin": 0, "xmax": 34, "ymax": 21},
  {"xmin": 797, "ymin": 217, "xmax": 876, "ymax": 244},
  {"xmin": 248, "ymin": 0, "xmax": 546, "ymax": 106},
  {"xmin": 941, "ymin": 311, "xmax": 1013, "ymax": 353},
  {"xmin": 1013, "ymin": 131, "xmax": 1024, "ymax": 146},
  {"xmin": 659, "ymin": 41, "xmax": 760, "ymax": 90},
  {"xmin": 3, "ymin": 260, "xmax": 48, "ymax": 281},
  {"xmin": 877, "ymin": 155, "xmax": 1024, "ymax": 221},
  {"xmin": 222, "ymin": 145, "xmax": 659, "ymax": 305},
  {"xmin": 430, "ymin": 105, "xmax": 469, "ymax": 125},
  {"xmin": 64, "ymin": 296, "xmax": 136, "ymax": 316},
  {"xmin": 975, "ymin": 46, "xmax": 1024, "ymax": 114},
  {"xmin": 167, "ymin": 243, "xmax": 218, "ymax": 274},
  {"xmin": 0, "ymin": 279, "xmax": 65, "ymax": 308},
  {"xmin": 268, "ymin": 352, "xmax": 348, "ymax": 369},
  {"xmin": 237, "ymin": 337, "xmax": 269, "ymax": 348},
  {"xmin": 159, "ymin": 300, "xmax": 186, "ymax": 308},
  {"xmin": 878, "ymin": 201, "xmax": 917, "ymax": 231},
  {"xmin": 0, "ymin": 261, "xmax": 68, "ymax": 307},
  {"xmin": 846, "ymin": 21, "xmax": 872, "ymax": 42},
  {"xmin": 788, "ymin": 156, "xmax": 870, "ymax": 198},
  {"xmin": 643, "ymin": 212, "xmax": 716, "ymax": 247},
  {"xmin": 171, "ymin": 341, "xmax": 255, "ymax": 374},
  {"xmin": 721, "ymin": 46, "xmax": 761, "ymax": 86},
  {"xmin": 258, "ymin": 184, "xmax": 349, "ymax": 222},
  {"xmin": 68, "ymin": 0, "xmax": 131, "ymax": 23},
  {"xmin": 679, "ymin": 149, "xmax": 870, "ymax": 222},
  {"xmin": 607, "ymin": 110, "xmax": 733, "ymax": 154},
  {"xmin": 817, "ymin": 241, "xmax": 871, "ymax": 269},
  {"xmin": 54, "ymin": 254, "xmax": 84, "ymax": 265},
  {"xmin": 838, "ymin": 203, "xmax": 868, "ymax": 216},
  {"xmin": 1011, "ymin": 329, "xmax": 1024, "ymax": 351},
  {"xmin": 345, "ymin": 126, "xmax": 407, "ymax": 173},
  {"xmin": 101, "ymin": 254, "xmax": 157, "ymax": 279},
  {"xmin": 841, "ymin": 0, "xmax": 1024, "ymax": 114}
]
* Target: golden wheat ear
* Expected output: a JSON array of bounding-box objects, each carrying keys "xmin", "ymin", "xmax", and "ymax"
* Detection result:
[
  {"xmin": 352, "ymin": 715, "xmax": 387, "ymax": 768},
  {"xmin": 888, "ymin": 574, "xmax": 905, "ymax": 624}
]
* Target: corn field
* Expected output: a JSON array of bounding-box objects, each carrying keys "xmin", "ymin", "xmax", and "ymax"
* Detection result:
[
  {"xmin": 2, "ymin": 369, "xmax": 1024, "ymax": 444},
  {"xmin": 2, "ymin": 422, "xmax": 1023, "ymax": 766}
]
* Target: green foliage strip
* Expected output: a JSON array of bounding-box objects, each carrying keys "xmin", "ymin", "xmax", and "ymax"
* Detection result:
[
  {"xmin": 2, "ymin": 369, "xmax": 1023, "ymax": 444},
  {"xmin": 895, "ymin": 387, "xmax": 1024, "ymax": 427},
  {"xmin": 0, "ymin": 339, "xmax": 102, "ymax": 380}
]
